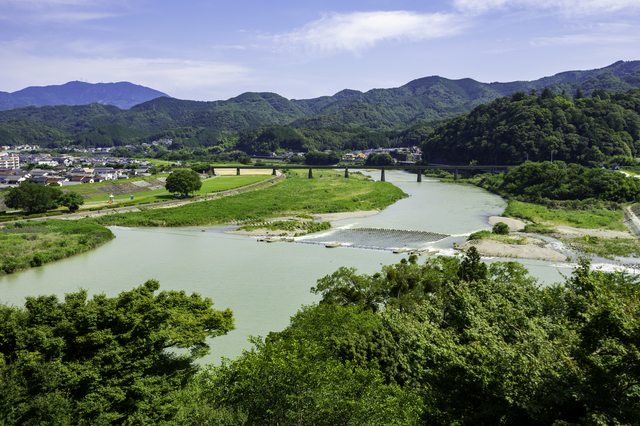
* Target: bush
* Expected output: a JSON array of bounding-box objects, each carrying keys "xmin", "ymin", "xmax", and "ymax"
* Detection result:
[
  {"xmin": 468, "ymin": 230, "xmax": 491, "ymax": 241},
  {"xmin": 492, "ymin": 222, "xmax": 510, "ymax": 235}
]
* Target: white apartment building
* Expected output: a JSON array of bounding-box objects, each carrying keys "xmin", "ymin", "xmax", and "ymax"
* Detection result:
[{"xmin": 0, "ymin": 155, "xmax": 19, "ymax": 169}]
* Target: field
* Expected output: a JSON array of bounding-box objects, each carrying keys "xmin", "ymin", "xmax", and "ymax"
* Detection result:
[
  {"xmin": 503, "ymin": 200, "xmax": 626, "ymax": 231},
  {"xmin": 73, "ymin": 175, "xmax": 272, "ymax": 207},
  {"xmin": 0, "ymin": 219, "xmax": 115, "ymax": 276},
  {"xmin": 89, "ymin": 169, "xmax": 407, "ymax": 227}
]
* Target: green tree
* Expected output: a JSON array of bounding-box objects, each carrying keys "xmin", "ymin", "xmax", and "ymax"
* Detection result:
[
  {"xmin": 165, "ymin": 169, "xmax": 202, "ymax": 197},
  {"xmin": 4, "ymin": 182, "xmax": 62, "ymax": 213},
  {"xmin": 58, "ymin": 191, "xmax": 85, "ymax": 213},
  {"xmin": 492, "ymin": 221, "xmax": 509, "ymax": 235},
  {"xmin": 0, "ymin": 280, "xmax": 235, "ymax": 424}
]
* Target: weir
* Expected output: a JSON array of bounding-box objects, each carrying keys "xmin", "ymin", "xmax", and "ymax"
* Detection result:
[{"xmin": 296, "ymin": 227, "xmax": 450, "ymax": 251}]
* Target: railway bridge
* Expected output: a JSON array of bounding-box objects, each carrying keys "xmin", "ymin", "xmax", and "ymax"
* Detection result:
[{"xmin": 209, "ymin": 164, "xmax": 513, "ymax": 182}]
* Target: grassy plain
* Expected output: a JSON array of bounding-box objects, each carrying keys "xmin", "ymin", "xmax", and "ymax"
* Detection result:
[
  {"xmin": 0, "ymin": 220, "xmax": 115, "ymax": 276},
  {"xmin": 88, "ymin": 170, "xmax": 407, "ymax": 227},
  {"xmin": 503, "ymin": 200, "xmax": 626, "ymax": 231}
]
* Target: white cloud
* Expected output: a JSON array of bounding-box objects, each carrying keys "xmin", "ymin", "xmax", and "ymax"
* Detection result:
[
  {"xmin": 1, "ymin": 0, "xmax": 128, "ymax": 23},
  {"xmin": 531, "ymin": 33, "xmax": 638, "ymax": 47},
  {"xmin": 453, "ymin": 0, "xmax": 640, "ymax": 16},
  {"xmin": 268, "ymin": 11, "xmax": 465, "ymax": 55}
]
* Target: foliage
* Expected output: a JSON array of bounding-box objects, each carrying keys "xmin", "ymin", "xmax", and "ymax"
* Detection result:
[
  {"xmin": 232, "ymin": 256, "xmax": 640, "ymax": 425},
  {"xmin": 304, "ymin": 150, "xmax": 340, "ymax": 165},
  {"xmin": 0, "ymin": 219, "xmax": 114, "ymax": 275},
  {"xmin": 422, "ymin": 89, "xmax": 640, "ymax": 164},
  {"xmin": 0, "ymin": 280, "xmax": 234, "ymax": 424},
  {"xmin": 238, "ymin": 219, "xmax": 331, "ymax": 236},
  {"xmin": 58, "ymin": 191, "xmax": 85, "ymax": 212},
  {"xmin": 492, "ymin": 221, "xmax": 509, "ymax": 234},
  {"xmin": 480, "ymin": 161, "xmax": 640, "ymax": 203},
  {"xmin": 4, "ymin": 182, "xmax": 63, "ymax": 213},
  {"xmin": 89, "ymin": 169, "xmax": 407, "ymax": 227},
  {"xmin": 365, "ymin": 153, "xmax": 394, "ymax": 166},
  {"xmin": 165, "ymin": 169, "xmax": 202, "ymax": 197}
]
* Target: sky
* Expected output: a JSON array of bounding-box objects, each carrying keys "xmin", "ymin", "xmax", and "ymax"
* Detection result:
[{"xmin": 1, "ymin": 0, "xmax": 640, "ymax": 102}]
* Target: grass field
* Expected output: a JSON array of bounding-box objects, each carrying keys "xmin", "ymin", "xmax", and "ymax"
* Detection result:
[
  {"xmin": 504, "ymin": 200, "xmax": 626, "ymax": 231},
  {"xmin": 0, "ymin": 220, "xmax": 115, "ymax": 275},
  {"xmin": 88, "ymin": 170, "xmax": 407, "ymax": 227},
  {"xmin": 74, "ymin": 175, "xmax": 272, "ymax": 208}
]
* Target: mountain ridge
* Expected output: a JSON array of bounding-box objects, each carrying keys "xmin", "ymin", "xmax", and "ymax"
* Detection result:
[{"xmin": 0, "ymin": 81, "xmax": 169, "ymax": 111}]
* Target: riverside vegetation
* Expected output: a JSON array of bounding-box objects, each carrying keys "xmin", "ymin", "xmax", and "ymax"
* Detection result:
[
  {"xmin": 0, "ymin": 219, "xmax": 114, "ymax": 276},
  {"xmin": 444, "ymin": 161, "xmax": 640, "ymax": 258},
  {"xmin": 2, "ymin": 251, "xmax": 639, "ymax": 425},
  {"xmin": 89, "ymin": 169, "xmax": 407, "ymax": 228}
]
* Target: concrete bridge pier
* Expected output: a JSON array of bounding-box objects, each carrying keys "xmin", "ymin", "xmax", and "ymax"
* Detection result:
[
  {"xmin": 211, "ymin": 168, "xmax": 215, "ymax": 175},
  {"xmin": 308, "ymin": 168, "xmax": 313, "ymax": 179},
  {"xmin": 345, "ymin": 168, "xmax": 349, "ymax": 178},
  {"xmin": 381, "ymin": 168, "xmax": 386, "ymax": 182},
  {"xmin": 454, "ymin": 169, "xmax": 458, "ymax": 180},
  {"xmin": 236, "ymin": 168, "xmax": 241, "ymax": 176},
  {"xmin": 417, "ymin": 168, "xmax": 422, "ymax": 182},
  {"xmin": 272, "ymin": 168, "xmax": 277, "ymax": 176}
]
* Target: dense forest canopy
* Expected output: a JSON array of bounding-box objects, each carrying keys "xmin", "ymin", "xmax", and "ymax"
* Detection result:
[{"xmin": 421, "ymin": 89, "xmax": 640, "ymax": 165}]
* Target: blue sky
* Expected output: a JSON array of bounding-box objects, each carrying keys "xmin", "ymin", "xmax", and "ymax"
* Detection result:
[{"xmin": 1, "ymin": 0, "xmax": 639, "ymax": 101}]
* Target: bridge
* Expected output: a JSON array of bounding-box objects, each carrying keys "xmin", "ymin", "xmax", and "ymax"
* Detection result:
[{"xmin": 209, "ymin": 164, "xmax": 512, "ymax": 182}]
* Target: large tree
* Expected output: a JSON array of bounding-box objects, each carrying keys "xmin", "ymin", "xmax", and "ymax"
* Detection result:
[
  {"xmin": 0, "ymin": 280, "xmax": 234, "ymax": 424},
  {"xmin": 4, "ymin": 181, "xmax": 62, "ymax": 213},
  {"xmin": 165, "ymin": 168, "xmax": 202, "ymax": 197}
]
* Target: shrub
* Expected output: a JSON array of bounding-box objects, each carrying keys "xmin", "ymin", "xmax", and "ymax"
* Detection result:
[
  {"xmin": 468, "ymin": 230, "xmax": 491, "ymax": 241},
  {"xmin": 492, "ymin": 222, "xmax": 510, "ymax": 235}
]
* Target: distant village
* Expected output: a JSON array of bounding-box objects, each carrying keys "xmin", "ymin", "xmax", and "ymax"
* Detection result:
[
  {"xmin": 0, "ymin": 149, "xmax": 154, "ymax": 188},
  {"xmin": 0, "ymin": 141, "xmax": 422, "ymax": 188}
]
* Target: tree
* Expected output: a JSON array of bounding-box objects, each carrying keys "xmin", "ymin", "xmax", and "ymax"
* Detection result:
[
  {"xmin": 4, "ymin": 182, "xmax": 62, "ymax": 213},
  {"xmin": 165, "ymin": 169, "xmax": 202, "ymax": 197},
  {"xmin": 58, "ymin": 191, "xmax": 85, "ymax": 212},
  {"xmin": 0, "ymin": 280, "xmax": 235, "ymax": 424},
  {"xmin": 492, "ymin": 221, "xmax": 509, "ymax": 235}
]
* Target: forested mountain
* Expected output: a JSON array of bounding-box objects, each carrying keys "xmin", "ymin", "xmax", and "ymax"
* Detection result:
[
  {"xmin": 421, "ymin": 89, "xmax": 640, "ymax": 165},
  {"xmin": 1, "ymin": 61, "xmax": 640, "ymax": 150},
  {"xmin": 0, "ymin": 81, "xmax": 168, "ymax": 111}
]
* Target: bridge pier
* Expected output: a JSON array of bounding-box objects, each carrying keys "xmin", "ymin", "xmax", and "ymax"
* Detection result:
[
  {"xmin": 345, "ymin": 168, "xmax": 349, "ymax": 178},
  {"xmin": 236, "ymin": 168, "xmax": 241, "ymax": 176},
  {"xmin": 417, "ymin": 168, "xmax": 422, "ymax": 182},
  {"xmin": 454, "ymin": 169, "xmax": 458, "ymax": 181},
  {"xmin": 211, "ymin": 168, "xmax": 215, "ymax": 175},
  {"xmin": 308, "ymin": 168, "xmax": 313, "ymax": 179},
  {"xmin": 381, "ymin": 168, "xmax": 386, "ymax": 182},
  {"xmin": 272, "ymin": 168, "xmax": 277, "ymax": 176}
]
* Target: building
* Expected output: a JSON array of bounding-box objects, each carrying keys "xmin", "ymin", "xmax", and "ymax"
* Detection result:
[{"xmin": 0, "ymin": 155, "xmax": 20, "ymax": 169}]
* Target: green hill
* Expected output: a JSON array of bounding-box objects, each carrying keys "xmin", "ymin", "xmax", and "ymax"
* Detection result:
[{"xmin": 421, "ymin": 89, "xmax": 640, "ymax": 165}]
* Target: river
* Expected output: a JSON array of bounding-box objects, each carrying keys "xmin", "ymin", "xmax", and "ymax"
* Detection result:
[{"xmin": 0, "ymin": 171, "xmax": 577, "ymax": 364}]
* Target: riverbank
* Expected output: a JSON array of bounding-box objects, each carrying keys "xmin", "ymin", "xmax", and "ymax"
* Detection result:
[
  {"xmin": 0, "ymin": 219, "xmax": 115, "ymax": 276},
  {"xmin": 458, "ymin": 211, "xmax": 640, "ymax": 262}
]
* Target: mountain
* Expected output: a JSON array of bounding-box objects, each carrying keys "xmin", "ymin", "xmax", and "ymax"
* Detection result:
[
  {"xmin": 1, "ymin": 61, "xmax": 640, "ymax": 149},
  {"xmin": 0, "ymin": 81, "xmax": 169, "ymax": 110}
]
